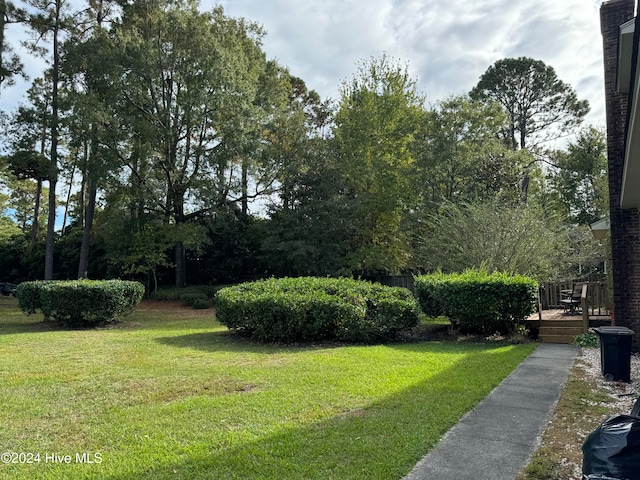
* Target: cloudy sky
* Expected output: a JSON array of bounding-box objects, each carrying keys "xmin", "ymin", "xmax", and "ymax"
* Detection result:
[
  {"xmin": 1, "ymin": 0, "xmax": 609, "ymax": 128},
  {"xmin": 209, "ymin": 0, "xmax": 608, "ymax": 127}
]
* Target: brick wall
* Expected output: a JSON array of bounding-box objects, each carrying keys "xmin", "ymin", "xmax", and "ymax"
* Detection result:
[{"xmin": 600, "ymin": 0, "xmax": 640, "ymax": 350}]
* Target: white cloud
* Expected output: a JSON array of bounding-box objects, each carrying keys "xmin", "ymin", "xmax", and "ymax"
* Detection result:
[
  {"xmin": 210, "ymin": 0, "xmax": 606, "ymax": 127},
  {"xmin": 1, "ymin": 0, "xmax": 607, "ymax": 130}
]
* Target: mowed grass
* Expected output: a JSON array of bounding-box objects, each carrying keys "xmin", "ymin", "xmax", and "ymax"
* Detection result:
[{"xmin": 0, "ymin": 296, "xmax": 536, "ymax": 479}]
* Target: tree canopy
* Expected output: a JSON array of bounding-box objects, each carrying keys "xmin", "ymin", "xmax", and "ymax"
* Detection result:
[
  {"xmin": 0, "ymin": 4, "xmax": 606, "ymax": 286},
  {"xmin": 469, "ymin": 57, "xmax": 590, "ymax": 150},
  {"xmin": 333, "ymin": 54, "xmax": 424, "ymax": 274}
]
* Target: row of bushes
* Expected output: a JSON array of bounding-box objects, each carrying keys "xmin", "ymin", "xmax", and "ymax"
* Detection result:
[
  {"xmin": 215, "ymin": 277, "xmax": 420, "ymax": 343},
  {"xmin": 414, "ymin": 270, "xmax": 537, "ymax": 334},
  {"xmin": 12, "ymin": 271, "xmax": 537, "ymax": 338},
  {"xmin": 17, "ymin": 280, "xmax": 145, "ymax": 327}
]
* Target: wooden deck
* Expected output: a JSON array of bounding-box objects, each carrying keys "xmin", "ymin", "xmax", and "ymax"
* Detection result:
[
  {"xmin": 527, "ymin": 308, "xmax": 611, "ymax": 322},
  {"xmin": 526, "ymin": 309, "xmax": 611, "ymax": 344},
  {"xmin": 528, "ymin": 309, "xmax": 578, "ymax": 322}
]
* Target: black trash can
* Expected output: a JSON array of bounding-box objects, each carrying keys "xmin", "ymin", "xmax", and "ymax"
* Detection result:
[{"xmin": 596, "ymin": 326, "xmax": 635, "ymax": 383}]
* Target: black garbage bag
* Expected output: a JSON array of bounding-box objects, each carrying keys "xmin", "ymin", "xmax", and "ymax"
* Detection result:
[{"xmin": 582, "ymin": 399, "xmax": 640, "ymax": 480}]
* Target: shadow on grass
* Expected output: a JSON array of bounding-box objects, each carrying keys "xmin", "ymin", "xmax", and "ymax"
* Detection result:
[
  {"xmin": 0, "ymin": 299, "xmax": 61, "ymax": 335},
  {"xmin": 92, "ymin": 346, "xmax": 531, "ymax": 480},
  {"xmin": 155, "ymin": 331, "xmax": 349, "ymax": 354},
  {"xmin": 0, "ymin": 319, "xmax": 62, "ymax": 335},
  {"xmin": 0, "ymin": 296, "xmax": 213, "ymax": 335},
  {"xmin": 0, "ymin": 312, "xmax": 139, "ymax": 335},
  {"xmin": 155, "ymin": 327, "xmax": 522, "ymax": 356}
]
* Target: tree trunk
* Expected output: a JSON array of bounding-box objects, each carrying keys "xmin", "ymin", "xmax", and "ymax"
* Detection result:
[
  {"xmin": 77, "ymin": 182, "xmax": 96, "ymax": 279},
  {"xmin": 44, "ymin": 2, "xmax": 61, "ymax": 280},
  {"xmin": 44, "ymin": 177, "xmax": 56, "ymax": 279},
  {"xmin": 31, "ymin": 106, "xmax": 51, "ymax": 244},
  {"xmin": 521, "ymin": 173, "xmax": 530, "ymax": 204},
  {"xmin": 0, "ymin": 0, "xmax": 7, "ymax": 95},
  {"xmin": 61, "ymin": 161, "xmax": 76, "ymax": 235},
  {"xmin": 241, "ymin": 156, "xmax": 248, "ymax": 215},
  {"xmin": 173, "ymin": 189, "xmax": 187, "ymax": 288},
  {"xmin": 30, "ymin": 178, "xmax": 42, "ymax": 243},
  {"xmin": 174, "ymin": 241, "xmax": 186, "ymax": 288}
]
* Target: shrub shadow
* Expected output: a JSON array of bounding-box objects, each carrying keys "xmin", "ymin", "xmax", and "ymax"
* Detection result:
[
  {"xmin": 97, "ymin": 347, "xmax": 527, "ymax": 480},
  {"xmin": 155, "ymin": 331, "xmax": 349, "ymax": 354}
]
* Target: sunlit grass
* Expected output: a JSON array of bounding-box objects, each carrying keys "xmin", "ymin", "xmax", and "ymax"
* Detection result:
[{"xmin": 0, "ymin": 296, "xmax": 536, "ymax": 479}]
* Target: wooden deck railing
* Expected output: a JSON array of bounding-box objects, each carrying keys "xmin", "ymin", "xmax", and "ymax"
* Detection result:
[
  {"xmin": 539, "ymin": 281, "xmax": 610, "ymax": 317},
  {"xmin": 581, "ymin": 283, "xmax": 589, "ymax": 333},
  {"xmin": 535, "ymin": 282, "xmax": 609, "ymax": 334}
]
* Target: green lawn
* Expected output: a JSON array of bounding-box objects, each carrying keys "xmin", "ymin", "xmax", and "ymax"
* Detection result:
[{"xmin": 0, "ymin": 296, "xmax": 536, "ymax": 479}]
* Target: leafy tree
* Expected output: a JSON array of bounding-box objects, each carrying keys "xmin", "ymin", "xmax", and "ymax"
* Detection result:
[
  {"xmin": 0, "ymin": 214, "xmax": 20, "ymax": 243},
  {"xmin": 111, "ymin": 1, "xmax": 285, "ymax": 287},
  {"xmin": 5, "ymin": 150, "xmax": 50, "ymax": 239},
  {"xmin": 416, "ymin": 200, "xmax": 568, "ymax": 280},
  {"xmin": 0, "ymin": 0, "xmax": 26, "ymax": 94},
  {"xmin": 2, "ymin": 170, "xmax": 49, "ymax": 234},
  {"xmin": 414, "ymin": 95, "xmax": 532, "ymax": 207},
  {"xmin": 258, "ymin": 72, "xmax": 346, "ymax": 277},
  {"xmin": 110, "ymin": 222, "xmax": 176, "ymax": 293},
  {"xmin": 263, "ymin": 148, "xmax": 351, "ymax": 277},
  {"xmin": 0, "ymin": 163, "xmax": 21, "ymax": 241},
  {"xmin": 261, "ymin": 68, "xmax": 330, "ymax": 211},
  {"xmin": 469, "ymin": 57, "xmax": 589, "ymax": 150},
  {"xmin": 562, "ymin": 224, "xmax": 607, "ymax": 280},
  {"xmin": 333, "ymin": 54, "xmax": 424, "ymax": 274},
  {"xmin": 23, "ymin": 0, "xmax": 74, "ymax": 279},
  {"xmin": 191, "ymin": 208, "xmax": 267, "ymax": 284},
  {"xmin": 548, "ymin": 126, "xmax": 608, "ymax": 225},
  {"xmin": 62, "ymin": 0, "xmax": 122, "ymax": 278},
  {"xmin": 5, "ymin": 78, "xmax": 55, "ymax": 243},
  {"xmin": 0, "ymin": 233, "xmax": 30, "ymax": 281}
]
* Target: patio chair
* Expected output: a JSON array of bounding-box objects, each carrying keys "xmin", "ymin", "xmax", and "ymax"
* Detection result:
[{"xmin": 560, "ymin": 282, "xmax": 585, "ymax": 314}]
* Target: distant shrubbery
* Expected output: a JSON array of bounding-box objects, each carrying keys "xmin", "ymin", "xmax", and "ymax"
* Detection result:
[
  {"xmin": 414, "ymin": 270, "xmax": 537, "ymax": 334},
  {"xmin": 17, "ymin": 280, "xmax": 144, "ymax": 327},
  {"xmin": 150, "ymin": 285, "xmax": 225, "ymax": 309},
  {"xmin": 150, "ymin": 285, "xmax": 220, "ymax": 301},
  {"xmin": 179, "ymin": 293, "xmax": 210, "ymax": 309},
  {"xmin": 215, "ymin": 277, "xmax": 420, "ymax": 343}
]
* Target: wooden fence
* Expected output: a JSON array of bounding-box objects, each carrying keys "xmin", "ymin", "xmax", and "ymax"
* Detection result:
[{"xmin": 360, "ymin": 275, "xmax": 415, "ymax": 293}]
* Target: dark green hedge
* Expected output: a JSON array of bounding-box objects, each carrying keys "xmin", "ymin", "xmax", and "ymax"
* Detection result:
[
  {"xmin": 414, "ymin": 270, "xmax": 537, "ymax": 334},
  {"xmin": 180, "ymin": 293, "xmax": 209, "ymax": 308},
  {"xmin": 17, "ymin": 280, "xmax": 145, "ymax": 327},
  {"xmin": 16, "ymin": 280, "xmax": 52, "ymax": 315},
  {"xmin": 150, "ymin": 285, "xmax": 223, "ymax": 301},
  {"xmin": 214, "ymin": 277, "xmax": 420, "ymax": 343}
]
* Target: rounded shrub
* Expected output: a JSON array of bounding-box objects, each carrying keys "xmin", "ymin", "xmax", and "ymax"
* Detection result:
[
  {"xmin": 214, "ymin": 277, "xmax": 420, "ymax": 343},
  {"xmin": 17, "ymin": 280, "xmax": 145, "ymax": 327},
  {"xmin": 414, "ymin": 270, "xmax": 537, "ymax": 334},
  {"xmin": 192, "ymin": 298, "xmax": 210, "ymax": 309},
  {"xmin": 16, "ymin": 280, "xmax": 54, "ymax": 315},
  {"xmin": 180, "ymin": 293, "xmax": 208, "ymax": 307},
  {"xmin": 413, "ymin": 274, "xmax": 443, "ymax": 317}
]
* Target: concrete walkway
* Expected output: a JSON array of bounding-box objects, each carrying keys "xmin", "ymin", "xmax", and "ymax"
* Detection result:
[{"xmin": 403, "ymin": 343, "xmax": 579, "ymax": 480}]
